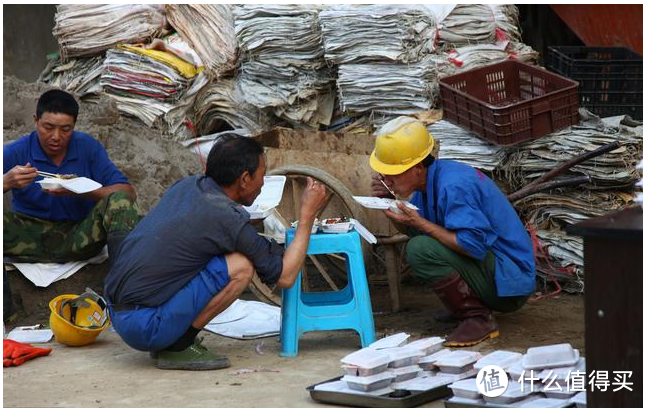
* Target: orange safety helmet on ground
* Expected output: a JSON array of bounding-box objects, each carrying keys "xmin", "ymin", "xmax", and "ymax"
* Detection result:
[{"xmin": 369, "ymin": 117, "xmax": 435, "ymax": 175}]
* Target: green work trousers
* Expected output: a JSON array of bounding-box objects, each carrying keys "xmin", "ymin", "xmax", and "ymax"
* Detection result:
[
  {"xmin": 406, "ymin": 235, "xmax": 528, "ymax": 313},
  {"xmin": 3, "ymin": 191, "xmax": 140, "ymax": 263}
]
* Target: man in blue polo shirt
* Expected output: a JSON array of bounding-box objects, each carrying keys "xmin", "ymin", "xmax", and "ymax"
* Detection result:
[
  {"xmin": 3, "ymin": 89, "xmax": 139, "ymax": 265},
  {"xmin": 370, "ymin": 117, "xmax": 535, "ymax": 347}
]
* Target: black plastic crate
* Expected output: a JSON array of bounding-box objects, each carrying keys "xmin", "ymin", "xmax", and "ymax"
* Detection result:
[{"xmin": 547, "ymin": 46, "xmax": 642, "ymax": 119}]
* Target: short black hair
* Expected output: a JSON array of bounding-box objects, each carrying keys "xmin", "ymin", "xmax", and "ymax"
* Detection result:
[
  {"xmin": 206, "ymin": 133, "xmax": 264, "ymax": 186},
  {"xmin": 36, "ymin": 89, "xmax": 79, "ymax": 122},
  {"xmin": 421, "ymin": 153, "xmax": 435, "ymax": 167}
]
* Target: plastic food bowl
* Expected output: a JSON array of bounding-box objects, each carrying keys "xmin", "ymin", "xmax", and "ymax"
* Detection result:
[
  {"xmin": 340, "ymin": 348, "xmax": 392, "ymax": 377},
  {"xmin": 448, "ymin": 379, "xmax": 481, "ymax": 400},
  {"xmin": 342, "ymin": 371, "xmax": 395, "ymax": 392},
  {"xmin": 320, "ymin": 217, "xmax": 354, "ymax": 234},
  {"xmin": 36, "ymin": 178, "xmax": 63, "ymax": 190},
  {"xmin": 419, "ymin": 349, "xmax": 452, "ymax": 371},
  {"xmin": 386, "ymin": 347, "xmax": 424, "ymax": 368},
  {"xmin": 403, "ymin": 337, "xmax": 444, "ymax": 356},
  {"xmin": 435, "ymin": 350, "xmax": 481, "ymax": 374},
  {"xmin": 474, "ymin": 350, "xmax": 523, "ymax": 371},
  {"xmin": 522, "ymin": 343, "xmax": 580, "ymax": 370},
  {"xmin": 390, "ymin": 365, "xmax": 422, "ymax": 382}
]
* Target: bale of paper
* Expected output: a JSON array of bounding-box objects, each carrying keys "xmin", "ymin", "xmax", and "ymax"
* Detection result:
[
  {"xmin": 234, "ymin": 5, "xmax": 335, "ymax": 128},
  {"xmin": 194, "ymin": 78, "xmax": 274, "ymax": 136},
  {"xmin": 38, "ymin": 55, "xmax": 104, "ymax": 100},
  {"xmin": 165, "ymin": 4, "xmax": 237, "ymax": 78},
  {"xmin": 319, "ymin": 5, "xmax": 436, "ymax": 64},
  {"xmin": 101, "ymin": 45, "xmax": 193, "ymax": 127},
  {"xmin": 53, "ymin": 4, "xmax": 167, "ymax": 59}
]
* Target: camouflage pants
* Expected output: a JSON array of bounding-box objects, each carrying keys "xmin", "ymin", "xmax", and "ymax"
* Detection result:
[{"xmin": 3, "ymin": 192, "xmax": 140, "ymax": 263}]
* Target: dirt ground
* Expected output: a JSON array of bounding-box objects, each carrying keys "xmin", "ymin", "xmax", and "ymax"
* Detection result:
[{"xmin": 3, "ymin": 265, "xmax": 584, "ymax": 408}]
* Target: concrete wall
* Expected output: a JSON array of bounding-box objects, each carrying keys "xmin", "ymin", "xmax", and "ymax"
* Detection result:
[{"xmin": 3, "ymin": 4, "xmax": 58, "ymax": 82}]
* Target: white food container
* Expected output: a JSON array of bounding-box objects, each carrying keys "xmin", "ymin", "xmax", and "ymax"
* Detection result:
[
  {"xmin": 482, "ymin": 381, "xmax": 534, "ymax": 405},
  {"xmin": 522, "ymin": 343, "xmax": 580, "ymax": 370},
  {"xmin": 291, "ymin": 220, "xmax": 319, "ymax": 234},
  {"xmin": 368, "ymin": 332, "xmax": 410, "ymax": 350},
  {"xmin": 435, "ymin": 350, "xmax": 481, "ymax": 374},
  {"xmin": 340, "ymin": 348, "xmax": 392, "ymax": 377},
  {"xmin": 507, "ymin": 360, "xmax": 538, "ymax": 381},
  {"xmin": 390, "ymin": 365, "xmax": 422, "ymax": 382},
  {"xmin": 386, "ymin": 347, "xmax": 424, "ymax": 368},
  {"xmin": 402, "ymin": 337, "xmax": 444, "ymax": 356},
  {"xmin": 448, "ymin": 379, "xmax": 481, "ymax": 400},
  {"xmin": 418, "ymin": 349, "xmax": 452, "ymax": 370},
  {"xmin": 320, "ymin": 217, "xmax": 354, "ymax": 233},
  {"xmin": 392, "ymin": 375, "xmax": 452, "ymax": 391},
  {"xmin": 243, "ymin": 176, "xmax": 286, "ymax": 219},
  {"xmin": 352, "ymin": 196, "xmax": 419, "ymax": 213},
  {"xmin": 570, "ymin": 391, "xmax": 587, "ymax": 408},
  {"xmin": 474, "ymin": 350, "xmax": 523, "ymax": 371},
  {"xmin": 519, "ymin": 397, "xmax": 575, "ymax": 408},
  {"xmin": 314, "ymin": 379, "xmax": 394, "ymax": 396},
  {"xmin": 36, "ymin": 178, "xmax": 64, "ymax": 190},
  {"xmin": 342, "ymin": 370, "xmax": 395, "ymax": 392},
  {"xmin": 537, "ymin": 357, "xmax": 586, "ymax": 386}
]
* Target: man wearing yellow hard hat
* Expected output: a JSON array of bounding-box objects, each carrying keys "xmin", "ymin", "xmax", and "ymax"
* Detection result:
[{"xmin": 370, "ymin": 117, "xmax": 535, "ymax": 347}]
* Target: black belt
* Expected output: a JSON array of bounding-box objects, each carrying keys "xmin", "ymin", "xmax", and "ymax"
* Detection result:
[{"xmin": 111, "ymin": 304, "xmax": 138, "ymax": 312}]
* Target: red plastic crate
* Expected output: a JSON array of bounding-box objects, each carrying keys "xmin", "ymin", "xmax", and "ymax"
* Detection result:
[{"xmin": 439, "ymin": 60, "xmax": 580, "ymax": 146}]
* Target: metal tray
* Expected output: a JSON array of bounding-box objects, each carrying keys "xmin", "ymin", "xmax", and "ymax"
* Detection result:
[
  {"xmin": 443, "ymin": 398, "xmax": 576, "ymax": 408},
  {"xmin": 307, "ymin": 376, "xmax": 451, "ymax": 408}
]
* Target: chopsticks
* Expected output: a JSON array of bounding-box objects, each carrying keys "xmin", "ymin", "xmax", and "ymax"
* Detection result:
[
  {"xmin": 37, "ymin": 171, "xmax": 62, "ymax": 179},
  {"xmin": 380, "ymin": 178, "xmax": 397, "ymax": 198}
]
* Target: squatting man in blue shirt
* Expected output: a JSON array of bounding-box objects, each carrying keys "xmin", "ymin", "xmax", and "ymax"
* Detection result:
[
  {"xmin": 369, "ymin": 117, "xmax": 535, "ymax": 347},
  {"xmin": 3, "ymin": 90, "xmax": 139, "ymax": 316},
  {"xmin": 104, "ymin": 134, "xmax": 328, "ymax": 370}
]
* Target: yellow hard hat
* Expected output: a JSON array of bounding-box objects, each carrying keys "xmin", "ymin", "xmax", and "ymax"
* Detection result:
[
  {"xmin": 369, "ymin": 118, "xmax": 435, "ymax": 175},
  {"xmin": 49, "ymin": 290, "xmax": 110, "ymax": 347}
]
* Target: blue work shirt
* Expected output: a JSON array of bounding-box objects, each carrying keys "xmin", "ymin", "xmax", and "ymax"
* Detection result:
[
  {"xmin": 409, "ymin": 160, "xmax": 535, "ymax": 297},
  {"xmin": 3, "ymin": 131, "xmax": 130, "ymax": 221}
]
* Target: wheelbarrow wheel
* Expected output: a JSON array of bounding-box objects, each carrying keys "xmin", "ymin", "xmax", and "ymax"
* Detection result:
[{"xmin": 248, "ymin": 164, "xmax": 370, "ymax": 306}]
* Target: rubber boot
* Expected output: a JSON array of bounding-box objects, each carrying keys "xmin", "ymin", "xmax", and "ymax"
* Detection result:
[
  {"xmin": 433, "ymin": 309, "xmax": 457, "ymax": 324},
  {"xmin": 107, "ymin": 230, "xmax": 130, "ymax": 268},
  {"xmin": 430, "ymin": 271, "xmax": 499, "ymax": 347}
]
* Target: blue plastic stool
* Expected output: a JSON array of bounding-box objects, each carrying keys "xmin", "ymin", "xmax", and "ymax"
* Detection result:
[{"xmin": 280, "ymin": 228, "xmax": 376, "ymax": 357}]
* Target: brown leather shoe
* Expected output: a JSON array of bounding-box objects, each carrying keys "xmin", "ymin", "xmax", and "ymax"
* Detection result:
[{"xmin": 430, "ymin": 271, "xmax": 499, "ymax": 347}]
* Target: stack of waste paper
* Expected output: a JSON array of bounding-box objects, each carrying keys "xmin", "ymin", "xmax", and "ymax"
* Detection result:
[
  {"xmin": 53, "ymin": 4, "xmax": 167, "ymax": 59},
  {"xmin": 320, "ymin": 5, "xmax": 436, "ymax": 115},
  {"xmin": 234, "ymin": 5, "xmax": 335, "ymax": 128},
  {"xmin": 38, "ymin": 55, "xmax": 104, "ymax": 100},
  {"xmin": 503, "ymin": 115, "xmax": 642, "ymax": 292},
  {"xmin": 165, "ymin": 4, "xmax": 237, "ymax": 78},
  {"xmin": 432, "ymin": 4, "xmax": 498, "ymax": 51},
  {"xmin": 100, "ymin": 45, "xmax": 197, "ymax": 126},
  {"xmin": 429, "ymin": 120, "xmax": 508, "ymax": 173},
  {"xmin": 194, "ymin": 78, "xmax": 274, "ymax": 136}
]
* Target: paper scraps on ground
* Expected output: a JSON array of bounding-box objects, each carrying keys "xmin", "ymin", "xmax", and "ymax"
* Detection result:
[
  {"xmin": 10, "ymin": 247, "xmax": 108, "ymax": 288},
  {"xmin": 204, "ymin": 299, "xmax": 281, "ymax": 339},
  {"xmin": 7, "ymin": 326, "xmax": 53, "ymax": 344}
]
